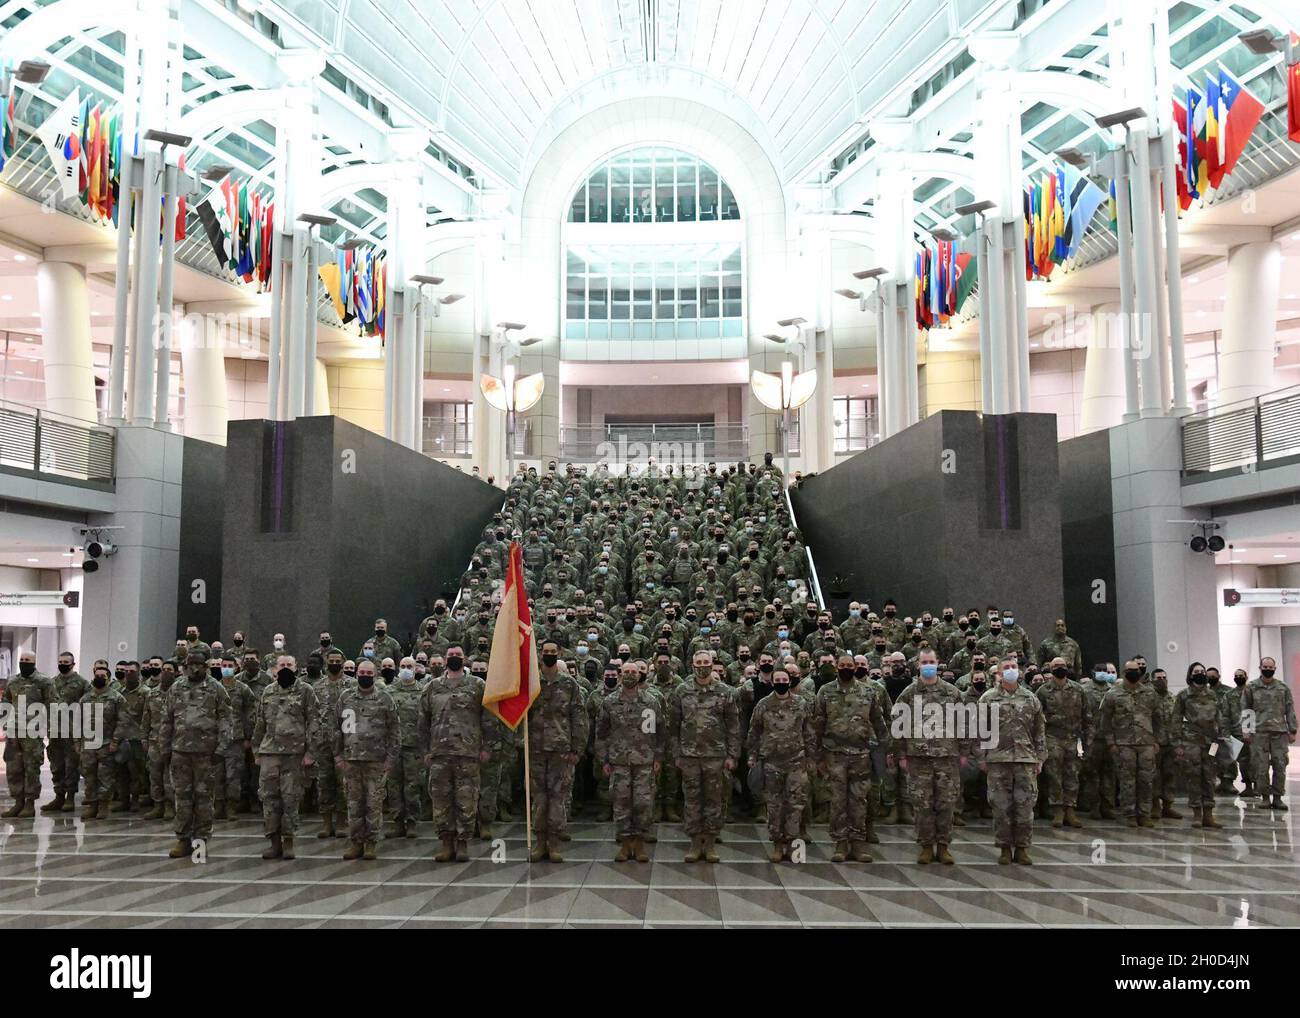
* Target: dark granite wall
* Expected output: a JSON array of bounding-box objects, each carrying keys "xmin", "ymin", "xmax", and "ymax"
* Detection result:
[
  {"xmin": 1058, "ymin": 428, "xmax": 1119, "ymax": 669},
  {"xmin": 175, "ymin": 435, "xmax": 226, "ymax": 642}
]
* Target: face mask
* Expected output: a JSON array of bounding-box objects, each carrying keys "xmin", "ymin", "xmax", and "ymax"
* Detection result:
[
  {"xmin": 1260, "ymin": 668, "xmax": 1275, "ymax": 679},
  {"xmin": 363, "ymin": 649, "xmax": 374, "ymax": 659},
  {"xmin": 232, "ymin": 638, "xmax": 244, "ymax": 647},
  {"xmin": 1001, "ymin": 669, "xmax": 1019, "ymax": 684},
  {"xmin": 273, "ymin": 639, "xmax": 285, "ymax": 650},
  {"xmin": 357, "ymin": 673, "xmax": 374, "ymax": 689},
  {"xmin": 542, "ymin": 654, "xmax": 558, "ymax": 668},
  {"xmin": 972, "ymin": 676, "xmax": 986, "ymax": 688},
  {"xmin": 777, "ymin": 629, "xmax": 789, "ymax": 640},
  {"xmin": 920, "ymin": 664, "xmax": 939, "ymax": 680},
  {"xmin": 277, "ymin": 668, "xmax": 296, "ymax": 688},
  {"xmin": 327, "ymin": 662, "xmax": 343, "ymax": 675},
  {"xmin": 576, "ymin": 646, "xmax": 588, "ymax": 656},
  {"xmin": 1125, "ymin": 669, "xmax": 1142, "ymax": 682},
  {"xmin": 17, "ymin": 662, "xmax": 36, "ymax": 678},
  {"xmin": 221, "ymin": 667, "xmax": 235, "ymax": 679},
  {"xmin": 1189, "ymin": 672, "xmax": 1207, "ymax": 685},
  {"xmin": 759, "ymin": 663, "xmax": 774, "ymax": 675},
  {"xmin": 772, "ymin": 682, "xmax": 790, "ymax": 696},
  {"xmin": 849, "ymin": 609, "xmax": 860, "ymax": 618},
  {"xmin": 375, "ymin": 629, "xmax": 386, "ymax": 639},
  {"xmin": 57, "ymin": 663, "xmax": 72, "ymax": 674},
  {"xmin": 398, "ymin": 668, "xmax": 415, "ymax": 682},
  {"xmin": 837, "ymin": 668, "xmax": 855, "ymax": 682},
  {"xmin": 209, "ymin": 666, "xmax": 222, "ymax": 680},
  {"xmin": 446, "ymin": 656, "xmax": 464, "ymax": 672},
  {"xmin": 1051, "ymin": 666, "xmax": 1068, "ymax": 679}
]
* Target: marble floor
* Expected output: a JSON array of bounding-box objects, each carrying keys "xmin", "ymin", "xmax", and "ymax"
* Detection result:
[{"xmin": 1, "ymin": 757, "xmax": 1297, "ymax": 929}]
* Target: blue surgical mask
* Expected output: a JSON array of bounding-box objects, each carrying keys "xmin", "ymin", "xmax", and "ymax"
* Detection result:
[
  {"xmin": 398, "ymin": 668, "xmax": 415, "ymax": 682},
  {"xmin": 576, "ymin": 646, "xmax": 588, "ymax": 656},
  {"xmin": 920, "ymin": 664, "xmax": 938, "ymax": 680},
  {"xmin": 363, "ymin": 649, "xmax": 374, "ymax": 658},
  {"xmin": 778, "ymin": 629, "xmax": 789, "ymax": 639},
  {"xmin": 700, "ymin": 626, "xmax": 711, "ymax": 634},
  {"xmin": 1093, "ymin": 670, "xmax": 1109, "ymax": 682},
  {"xmin": 849, "ymin": 609, "xmax": 861, "ymax": 618},
  {"xmin": 221, "ymin": 666, "xmax": 235, "ymax": 679},
  {"xmin": 1002, "ymin": 668, "xmax": 1019, "ymax": 684}
]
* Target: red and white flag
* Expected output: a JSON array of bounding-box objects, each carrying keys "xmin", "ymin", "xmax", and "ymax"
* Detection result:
[{"xmin": 483, "ymin": 541, "xmax": 540, "ymax": 730}]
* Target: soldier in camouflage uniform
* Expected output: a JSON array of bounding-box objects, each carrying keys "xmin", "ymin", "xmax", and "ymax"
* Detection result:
[
  {"xmin": 76, "ymin": 664, "xmax": 126, "ymax": 821},
  {"xmin": 813, "ymin": 657, "xmax": 887, "ymax": 863},
  {"xmin": 1, "ymin": 652, "xmax": 52, "ymax": 818},
  {"xmin": 1173, "ymin": 667, "xmax": 1227, "ymax": 828},
  {"xmin": 254, "ymin": 655, "xmax": 320, "ymax": 860},
  {"xmin": 1036, "ymin": 658, "xmax": 1093, "ymax": 828},
  {"xmin": 48, "ymin": 652, "xmax": 89, "ymax": 812},
  {"xmin": 141, "ymin": 666, "xmax": 176, "ymax": 820},
  {"xmin": 113, "ymin": 665, "xmax": 148, "ymax": 812},
  {"xmin": 979, "ymin": 657, "xmax": 1046, "ymax": 865},
  {"xmin": 596, "ymin": 661, "xmax": 664, "ymax": 863},
  {"xmin": 1035, "ymin": 619, "xmax": 1084, "ymax": 676},
  {"xmin": 161, "ymin": 652, "xmax": 230, "ymax": 858},
  {"xmin": 1206, "ymin": 669, "xmax": 1238, "ymax": 793},
  {"xmin": 215, "ymin": 656, "xmax": 255, "ymax": 820},
  {"xmin": 364, "ymin": 619, "xmax": 404, "ymax": 668},
  {"xmin": 895, "ymin": 651, "xmax": 970, "ymax": 864},
  {"xmin": 312, "ymin": 650, "xmax": 351, "ymax": 836},
  {"xmin": 747, "ymin": 667, "xmax": 815, "ymax": 862},
  {"xmin": 1242, "ymin": 658, "xmax": 1297, "ymax": 810},
  {"xmin": 527, "ymin": 645, "xmax": 590, "ymax": 863},
  {"xmin": 1100, "ymin": 661, "xmax": 1164, "ymax": 828},
  {"xmin": 419, "ymin": 646, "xmax": 493, "ymax": 862},
  {"xmin": 1078, "ymin": 665, "xmax": 1118, "ymax": 818},
  {"xmin": 386, "ymin": 657, "xmax": 425, "ymax": 840},
  {"xmin": 668, "ymin": 651, "xmax": 741, "ymax": 863},
  {"xmin": 649, "ymin": 655, "xmax": 684, "ymax": 822},
  {"xmin": 1228, "ymin": 670, "xmax": 1255, "ymax": 796},
  {"xmin": 1149, "ymin": 669, "xmax": 1183, "ymax": 820},
  {"xmin": 333, "ymin": 659, "xmax": 399, "ymax": 860}
]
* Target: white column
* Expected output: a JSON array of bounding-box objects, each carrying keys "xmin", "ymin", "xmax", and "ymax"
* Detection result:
[
  {"xmin": 179, "ymin": 314, "xmax": 228, "ymax": 445},
  {"xmin": 36, "ymin": 261, "xmax": 98, "ymax": 422},
  {"xmin": 313, "ymin": 359, "xmax": 331, "ymax": 415},
  {"xmin": 1218, "ymin": 241, "xmax": 1281, "ymax": 406},
  {"xmin": 1079, "ymin": 304, "xmax": 1127, "ymax": 434},
  {"xmin": 872, "ymin": 124, "xmax": 915, "ymax": 438}
]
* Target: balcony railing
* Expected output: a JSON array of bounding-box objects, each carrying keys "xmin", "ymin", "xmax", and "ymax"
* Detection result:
[
  {"xmin": 0, "ymin": 401, "xmax": 115, "ymax": 484},
  {"xmin": 1181, "ymin": 385, "xmax": 1300, "ymax": 477},
  {"xmin": 421, "ymin": 418, "xmax": 473, "ymax": 458},
  {"xmin": 559, "ymin": 422, "xmax": 749, "ymax": 463}
]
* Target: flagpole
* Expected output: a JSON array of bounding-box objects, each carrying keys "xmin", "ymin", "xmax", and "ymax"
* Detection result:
[{"xmin": 522, "ymin": 713, "xmax": 533, "ymax": 859}]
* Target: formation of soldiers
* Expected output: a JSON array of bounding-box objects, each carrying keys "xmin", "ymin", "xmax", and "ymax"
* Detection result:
[{"xmin": 2, "ymin": 457, "xmax": 1295, "ymax": 868}]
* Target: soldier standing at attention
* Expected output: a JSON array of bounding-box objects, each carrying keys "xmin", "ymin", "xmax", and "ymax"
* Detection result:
[
  {"xmin": 77, "ymin": 664, "xmax": 126, "ymax": 821},
  {"xmin": 527, "ymin": 643, "xmax": 590, "ymax": 863},
  {"xmin": 313, "ymin": 649, "xmax": 351, "ymax": 837},
  {"xmin": 1173, "ymin": 666, "xmax": 1226, "ymax": 829},
  {"xmin": 1036, "ymin": 658, "xmax": 1093, "ymax": 829},
  {"xmin": 669, "ymin": 651, "xmax": 741, "ymax": 863},
  {"xmin": 979, "ymin": 656, "xmax": 1045, "ymax": 865},
  {"xmin": 813, "ymin": 652, "xmax": 887, "ymax": 863},
  {"xmin": 48, "ymin": 652, "xmax": 89, "ymax": 813},
  {"xmin": 596, "ymin": 661, "xmax": 664, "ymax": 863},
  {"xmin": 896, "ymin": 650, "xmax": 969, "ymax": 864},
  {"xmin": 1242, "ymin": 657, "xmax": 1297, "ymax": 811},
  {"xmin": 161, "ymin": 651, "xmax": 230, "ymax": 859},
  {"xmin": 1100, "ymin": 660, "xmax": 1164, "ymax": 828},
  {"xmin": 748, "ymin": 667, "xmax": 816, "ymax": 862},
  {"xmin": 1, "ymin": 652, "xmax": 52, "ymax": 818},
  {"xmin": 254, "ymin": 654, "xmax": 320, "ymax": 860},
  {"xmin": 419, "ymin": 646, "xmax": 493, "ymax": 862},
  {"xmin": 333, "ymin": 659, "xmax": 399, "ymax": 861}
]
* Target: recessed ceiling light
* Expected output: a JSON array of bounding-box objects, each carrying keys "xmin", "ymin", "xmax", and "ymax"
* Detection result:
[
  {"xmin": 1187, "ymin": 276, "xmax": 1198, "ymax": 284},
  {"xmin": 26, "ymin": 558, "xmax": 38, "ymax": 563},
  {"xmin": 0, "ymin": 295, "xmax": 10, "ymax": 301},
  {"xmin": 441, "ymin": 387, "xmax": 450, "ymax": 392},
  {"xmin": 1228, "ymin": 558, "xmax": 1242, "ymax": 563},
  {"xmin": 13, "ymin": 253, "xmax": 27, "ymax": 262},
  {"xmin": 14, "ymin": 369, "xmax": 23, "ymax": 375},
  {"xmin": 62, "ymin": 552, "xmax": 75, "ymax": 557},
  {"xmin": 1273, "ymin": 553, "xmax": 1287, "ymax": 559}
]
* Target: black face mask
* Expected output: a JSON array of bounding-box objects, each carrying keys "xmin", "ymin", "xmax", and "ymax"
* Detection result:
[
  {"xmin": 277, "ymin": 668, "xmax": 296, "ymax": 688},
  {"xmin": 18, "ymin": 662, "xmax": 36, "ymax": 677},
  {"xmin": 1125, "ymin": 669, "xmax": 1142, "ymax": 682},
  {"xmin": 542, "ymin": 654, "xmax": 558, "ymax": 668},
  {"xmin": 1051, "ymin": 667, "xmax": 1068, "ymax": 678},
  {"xmin": 209, "ymin": 666, "xmax": 223, "ymax": 680},
  {"xmin": 381, "ymin": 667, "xmax": 396, "ymax": 682},
  {"xmin": 854, "ymin": 666, "xmax": 868, "ymax": 678},
  {"xmin": 327, "ymin": 662, "xmax": 343, "ymax": 675},
  {"xmin": 1260, "ymin": 668, "xmax": 1276, "ymax": 679},
  {"xmin": 57, "ymin": 663, "xmax": 72, "ymax": 674},
  {"xmin": 92, "ymin": 675, "xmax": 107, "ymax": 689},
  {"xmin": 1190, "ymin": 673, "xmax": 1207, "ymax": 686},
  {"xmin": 357, "ymin": 673, "xmax": 375, "ymax": 689},
  {"xmin": 233, "ymin": 638, "xmax": 244, "ymax": 647},
  {"xmin": 837, "ymin": 668, "xmax": 855, "ymax": 682},
  {"xmin": 446, "ymin": 656, "xmax": 464, "ymax": 672},
  {"xmin": 375, "ymin": 629, "xmax": 386, "ymax": 639},
  {"xmin": 321, "ymin": 638, "xmax": 331, "ymax": 647},
  {"xmin": 306, "ymin": 664, "xmax": 322, "ymax": 679},
  {"xmin": 758, "ymin": 662, "xmax": 774, "ymax": 675},
  {"xmin": 772, "ymin": 682, "xmax": 790, "ymax": 695}
]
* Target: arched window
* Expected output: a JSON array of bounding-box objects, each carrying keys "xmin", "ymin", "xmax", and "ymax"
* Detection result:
[{"xmin": 567, "ymin": 147, "xmax": 739, "ymax": 224}]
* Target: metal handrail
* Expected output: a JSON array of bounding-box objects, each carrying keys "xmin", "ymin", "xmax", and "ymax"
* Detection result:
[
  {"xmin": 784, "ymin": 482, "xmax": 824, "ymax": 610},
  {"xmin": 1181, "ymin": 384, "xmax": 1300, "ymax": 476},
  {"xmin": 0, "ymin": 399, "xmax": 115, "ymax": 483}
]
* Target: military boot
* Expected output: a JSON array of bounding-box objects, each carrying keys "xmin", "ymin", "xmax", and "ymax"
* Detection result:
[
  {"xmin": 1274, "ymin": 796, "xmax": 1288, "ymax": 811},
  {"xmin": 1013, "ymin": 847, "xmax": 1033, "ymax": 865},
  {"xmin": 830, "ymin": 840, "xmax": 850, "ymax": 862},
  {"xmin": 768, "ymin": 842, "xmax": 784, "ymax": 863},
  {"xmin": 1063, "ymin": 806, "xmax": 1083, "ymax": 828},
  {"xmin": 850, "ymin": 841, "xmax": 872, "ymax": 863},
  {"xmin": 434, "ymin": 836, "xmax": 456, "ymax": 862},
  {"xmin": 643, "ymin": 829, "xmax": 657, "ymax": 844},
  {"xmin": 17, "ymin": 799, "xmax": 36, "ymax": 819},
  {"xmin": 865, "ymin": 823, "xmax": 880, "ymax": 844},
  {"xmin": 455, "ymin": 840, "xmax": 469, "ymax": 861},
  {"xmin": 529, "ymin": 838, "xmax": 547, "ymax": 863},
  {"xmin": 1098, "ymin": 804, "xmax": 1116, "ymax": 820},
  {"xmin": 557, "ymin": 830, "xmax": 571, "ymax": 842},
  {"xmin": 684, "ymin": 836, "xmax": 703, "ymax": 863},
  {"xmin": 1051, "ymin": 806, "xmax": 1064, "ymax": 828},
  {"xmin": 546, "ymin": 841, "xmax": 564, "ymax": 863},
  {"xmin": 80, "ymin": 801, "xmax": 98, "ymax": 822},
  {"xmin": 318, "ymin": 813, "xmax": 335, "ymax": 839},
  {"xmin": 362, "ymin": 841, "xmax": 377, "ymax": 861},
  {"xmin": 616, "ymin": 838, "xmax": 632, "ymax": 862},
  {"xmin": 879, "ymin": 804, "xmax": 899, "ymax": 825},
  {"xmin": 281, "ymin": 836, "xmax": 296, "ymax": 860},
  {"xmin": 1125, "ymin": 815, "xmax": 1139, "ymax": 828},
  {"xmin": 1160, "ymin": 799, "xmax": 1182, "ymax": 819},
  {"xmin": 163, "ymin": 801, "xmax": 175, "ymax": 820},
  {"xmin": 936, "ymin": 844, "xmax": 956, "ymax": 865},
  {"xmin": 262, "ymin": 833, "xmax": 283, "ymax": 860},
  {"xmin": 1201, "ymin": 806, "xmax": 1224, "ymax": 829},
  {"xmin": 61, "ymin": 797, "xmax": 77, "ymax": 813},
  {"xmin": 213, "ymin": 799, "xmax": 228, "ymax": 821},
  {"xmin": 477, "ymin": 822, "xmax": 492, "ymax": 840},
  {"xmin": 916, "ymin": 844, "xmax": 933, "ymax": 865},
  {"xmin": 168, "ymin": 837, "xmax": 192, "ymax": 859},
  {"xmin": 951, "ymin": 811, "xmax": 966, "ymax": 827},
  {"xmin": 1216, "ymin": 778, "xmax": 1235, "ymax": 795},
  {"xmin": 1189, "ymin": 806, "xmax": 1204, "ymax": 824},
  {"xmin": 498, "ymin": 805, "xmax": 513, "ymax": 822},
  {"xmin": 1137, "ymin": 814, "xmax": 1156, "ymax": 828},
  {"xmin": 405, "ymin": 820, "xmax": 417, "ymax": 839},
  {"xmin": 334, "ymin": 810, "xmax": 346, "ymax": 835},
  {"xmin": 343, "ymin": 840, "xmax": 364, "ymax": 861},
  {"xmin": 897, "ymin": 803, "xmax": 914, "ymax": 824},
  {"xmin": 998, "ymin": 847, "xmax": 1013, "ymax": 865},
  {"xmin": 665, "ymin": 803, "xmax": 682, "ymax": 823},
  {"xmin": 632, "ymin": 837, "xmax": 649, "ymax": 863},
  {"xmin": 48, "ymin": 792, "xmax": 66, "ymax": 812},
  {"xmin": 702, "ymin": 835, "xmax": 720, "ymax": 863},
  {"xmin": 142, "ymin": 803, "xmax": 164, "ymax": 821},
  {"xmin": 1241, "ymin": 782, "xmax": 1258, "ymax": 798}
]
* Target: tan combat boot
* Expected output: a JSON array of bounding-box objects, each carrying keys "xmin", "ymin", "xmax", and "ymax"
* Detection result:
[
  {"xmin": 916, "ymin": 844, "xmax": 933, "ymax": 865},
  {"xmin": 261, "ymin": 833, "xmax": 283, "ymax": 860},
  {"xmin": 936, "ymin": 844, "xmax": 955, "ymax": 865},
  {"xmin": 768, "ymin": 841, "xmax": 784, "ymax": 863},
  {"xmin": 879, "ymin": 805, "xmax": 899, "ymax": 825},
  {"xmin": 546, "ymin": 841, "xmax": 564, "ymax": 863},
  {"xmin": 163, "ymin": 801, "xmax": 175, "ymax": 820},
  {"xmin": 830, "ymin": 840, "xmax": 850, "ymax": 862},
  {"xmin": 1161, "ymin": 799, "xmax": 1183, "ymax": 819},
  {"xmin": 334, "ymin": 810, "xmax": 346, "ymax": 835},
  {"xmin": 1189, "ymin": 806, "xmax": 1203, "ymax": 824},
  {"xmin": 1051, "ymin": 806, "xmax": 1065, "ymax": 828},
  {"xmin": 951, "ymin": 811, "xmax": 967, "ymax": 827},
  {"xmin": 1137, "ymin": 814, "xmax": 1156, "ymax": 828},
  {"xmin": 850, "ymin": 841, "xmax": 872, "ymax": 863},
  {"xmin": 1125, "ymin": 815, "xmax": 1139, "ymax": 828},
  {"xmin": 281, "ymin": 836, "xmax": 295, "ymax": 860},
  {"xmin": 632, "ymin": 837, "xmax": 649, "ymax": 863},
  {"xmin": 17, "ymin": 798, "xmax": 36, "ymax": 818},
  {"xmin": 684, "ymin": 835, "xmax": 703, "ymax": 863},
  {"xmin": 1013, "ymin": 846, "xmax": 1033, "ymax": 865},
  {"xmin": 168, "ymin": 837, "xmax": 191, "ymax": 859},
  {"xmin": 362, "ymin": 841, "xmax": 377, "ymax": 861},
  {"xmin": 865, "ymin": 823, "xmax": 881, "ymax": 845},
  {"xmin": 343, "ymin": 840, "xmax": 364, "ymax": 861},
  {"xmin": 142, "ymin": 803, "xmax": 164, "ymax": 820},
  {"xmin": 615, "ymin": 838, "xmax": 632, "ymax": 863},
  {"xmin": 213, "ymin": 799, "xmax": 228, "ymax": 820},
  {"xmin": 703, "ymin": 835, "xmax": 720, "ymax": 863},
  {"xmin": 455, "ymin": 840, "xmax": 469, "ymax": 861},
  {"xmin": 998, "ymin": 847, "xmax": 1013, "ymax": 865},
  {"xmin": 897, "ymin": 803, "xmax": 914, "ymax": 824},
  {"xmin": 317, "ymin": 813, "xmax": 335, "ymax": 839},
  {"xmin": 1063, "ymin": 806, "xmax": 1083, "ymax": 828},
  {"xmin": 61, "ymin": 797, "xmax": 77, "ymax": 813},
  {"xmin": 434, "ymin": 836, "xmax": 456, "ymax": 862},
  {"xmin": 80, "ymin": 801, "xmax": 98, "ymax": 822},
  {"xmin": 477, "ymin": 822, "xmax": 492, "ymax": 841},
  {"xmin": 1201, "ymin": 806, "xmax": 1223, "ymax": 829},
  {"xmin": 529, "ymin": 837, "xmax": 547, "ymax": 863}
]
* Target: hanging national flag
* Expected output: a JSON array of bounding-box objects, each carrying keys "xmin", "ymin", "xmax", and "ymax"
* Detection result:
[
  {"xmin": 1215, "ymin": 68, "xmax": 1264, "ymax": 183},
  {"xmin": 1289, "ymin": 50, "xmax": 1300, "ymax": 144},
  {"xmin": 1060, "ymin": 163, "xmax": 1106, "ymax": 260},
  {"xmin": 1171, "ymin": 99, "xmax": 1194, "ymax": 211},
  {"xmin": 1107, "ymin": 179, "xmax": 1119, "ymax": 231},
  {"xmin": 174, "ymin": 151, "xmax": 188, "ymax": 242},
  {"xmin": 953, "ymin": 252, "xmax": 976, "ymax": 315},
  {"xmin": 483, "ymin": 542, "xmax": 541, "ymax": 730},
  {"xmin": 1, "ymin": 89, "xmax": 16, "ymax": 174},
  {"xmin": 37, "ymin": 88, "xmax": 83, "ymax": 201},
  {"xmin": 195, "ymin": 174, "xmax": 232, "ymax": 266}
]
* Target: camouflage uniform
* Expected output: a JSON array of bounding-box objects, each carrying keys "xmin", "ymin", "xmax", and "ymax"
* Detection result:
[
  {"xmin": 479, "ymin": 713, "xmax": 517, "ymax": 828},
  {"xmin": 1078, "ymin": 678, "xmax": 1118, "ymax": 816},
  {"xmin": 1036, "ymin": 634, "xmax": 1084, "ymax": 676},
  {"xmin": 526, "ymin": 669, "xmax": 590, "ymax": 847},
  {"xmin": 747, "ymin": 692, "xmax": 815, "ymax": 847},
  {"xmin": 333, "ymin": 685, "xmax": 399, "ymax": 846},
  {"xmin": 1212, "ymin": 682, "xmax": 1238, "ymax": 789},
  {"xmin": 215, "ymin": 676, "xmax": 255, "ymax": 811},
  {"xmin": 386, "ymin": 677, "xmax": 426, "ymax": 829},
  {"xmin": 650, "ymin": 672, "xmax": 683, "ymax": 819},
  {"xmin": 1099, "ymin": 681, "xmax": 1164, "ymax": 822},
  {"xmin": 312, "ymin": 673, "xmax": 352, "ymax": 824},
  {"xmin": 1151, "ymin": 685, "xmax": 1182, "ymax": 812},
  {"xmin": 595, "ymin": 685, "xmax": 665, "ymax": 839},
  {"xmin": 253, "ymin": 678, "xmax": 320, "ymax": 840},
  {"xmin": 1036, "ymin": 678, "xmax": 1093, "ymax": 812},
  {"xmin": 1174, "ymin": 685, "xmax": 1225, "ymax": 810},
  {"xmin": 141, "ymin": 682, "xmax": 174, "ymax": 811},
  {"xmin": 813, "ymin": 679, "xmax": 886, "ymax": 848},
  {"xmin": 1242, "ymin": 678, "xmax": 1297, "ymax": 802},
  {"xmin": 894, "ymin": 679, "xmax": 970, "ymax": 848},
  {"xmin": 49, "ymin": 669, "xmax": 90, "ymax": 804},
  {"xmin": 418, "ymin": 672, "xmax": 493, "ymax": 844},
  {"xmin": 77, "ymin": 685, "xmax": 126, "ymax": 813},
  {"xmin": 978, "ymin": 684, "xmax": 1046, "ymax": 849},
  {"xmin": 1, "ymin": 667, "xmax": 52, "ymax": 807},
  {"xmin": 116, "ymin": 681, "xmax": 149, "ymax": 805},
  {"xmin": 668, "ymin": 679, "xmax": 741, "ymax": 840},
  {"xmin": 161, "ymin": 676, "xmax": 230, "ymax": 843}
]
